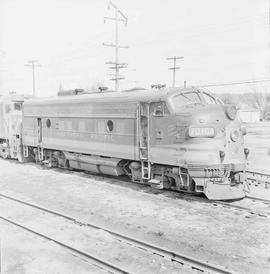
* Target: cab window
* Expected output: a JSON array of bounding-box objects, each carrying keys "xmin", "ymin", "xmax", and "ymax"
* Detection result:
[
  {"xmin": 14, "ymin": 102, "xmax": 22, "ymax": 111},
  {"xmin": 152, "ymin": 102, "xmax": 169, "ymax": 116}
]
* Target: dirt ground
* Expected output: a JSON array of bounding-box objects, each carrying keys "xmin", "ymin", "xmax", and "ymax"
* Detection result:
[{"xmin": 0, "ymin": 157, "xmax": 269, "ymax": 274}]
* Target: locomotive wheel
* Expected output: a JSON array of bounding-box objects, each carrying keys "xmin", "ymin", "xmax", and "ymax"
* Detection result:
[
  {"xmin": 0, "ymin": 146, "xmax": 8, "ymax": 159},
  {"xmin": 1, "ymin": 149, "xmax": 9, "ymax": 159},
  {"xmin": 17, "ymin": 151, "xmax": 25, "ymax": 163},
  {"xmin": 17, "ymin": 145, "xmax": 29, "ymax": 163}
]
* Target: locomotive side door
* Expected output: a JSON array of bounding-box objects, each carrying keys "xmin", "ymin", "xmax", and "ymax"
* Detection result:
[
  {"xmin": 138, "ymin": 102, "xmax": 149, "ymax": 160},
  {"xmin": 36, "ymin": 118, "xmax": 42, "ymax": 145},
  {"xmin": 32, "ymin": 117, "xmax": 44, "ymax": 161}
]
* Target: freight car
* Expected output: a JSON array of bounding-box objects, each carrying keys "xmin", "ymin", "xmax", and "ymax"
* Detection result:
[{"xmin": 19, "ymin": 87, "xmax": 249, "ymax": 200}]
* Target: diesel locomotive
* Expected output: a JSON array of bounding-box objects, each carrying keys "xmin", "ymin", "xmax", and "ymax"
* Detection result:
[
  {"xmin": 0, "ymin": 88, "xmax": 249, "ymax": 200},
  {"xmin": 0, "ymin": 94, "xmax": 27, "ymax": 160}
]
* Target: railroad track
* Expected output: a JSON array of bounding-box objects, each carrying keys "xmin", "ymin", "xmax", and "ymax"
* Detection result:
[
  {"xmin": 0, "ymin": 216, "xmax": 130, "ymax": 274},
  {"xmin": 246, "ymin": 170, "xmax": 270, "ymax": 187},
  {"xmin": 53, "ymin": 167, "xmax": 270, "ymax": 218},
  {"xmin": 47, "ymin": 167, "xmax": 270, "ymax": 218},
  {"xmin": 176, "ymin": 194, "xmax": 270, "ymax": 218},
  {"xmin": 9, "ymin": 159, "xmax": 270, "ymax": 216},
  {"xmin": 0, "ymin": 193, "xmax": 237, "ymax": 274},
  {"xmin": 211, "ymin": 200, "xmax": 270, "ymax": 218},
  {"xmin": 8, "ymin": 162, "xmax": 270, "ymax": 220}
]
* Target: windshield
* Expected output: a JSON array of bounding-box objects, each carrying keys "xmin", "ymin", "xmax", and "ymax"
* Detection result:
[
  {"xmin": 171, "ymin": 92, "xmax": 202, "ymax": 111},
  {"xmin": 170, "ymin": 91, "xmax": 221, "ymax": 112},
  {"xmin": 201, "ymin": 92, "xmax": 217, "ymax": 104}
]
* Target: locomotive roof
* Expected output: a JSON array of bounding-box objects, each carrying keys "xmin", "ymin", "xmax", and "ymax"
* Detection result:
[
  {"xmin": 0, "ymin": 94, "xmax": 31, "ymax": 103},
  {"xmin": 24, "ymin": 87, "xmax": 199, "ymax": 106}
]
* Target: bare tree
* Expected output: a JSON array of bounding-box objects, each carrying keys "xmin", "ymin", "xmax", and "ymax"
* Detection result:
[
  {"xmin": 248, "ymin": 86, "xmax": 267, "ymax": 110},
  {"xmin": 219, "ymin": 93, "xmax": 234, "ymax": 104},
  {"xmin": 242, "ymin": 86, "xmax": 268, "ymax": 120}
]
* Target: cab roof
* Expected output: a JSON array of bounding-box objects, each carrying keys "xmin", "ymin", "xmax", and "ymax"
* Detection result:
[{"xmin": 0, "ymin": 94, "xmax": 31, "ymax": 103}]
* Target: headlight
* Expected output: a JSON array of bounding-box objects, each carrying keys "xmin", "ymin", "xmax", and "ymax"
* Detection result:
[
  {"xmin": 188, "ymin": 126, "xmax": 215, "ymax": 138},
  {"xmin": 226, "ymin": 105, "xmax": 237, "ymax": 120},
  {"xmin": 230, "ymin": 129, "xmax": 240, "ymax": 142}
]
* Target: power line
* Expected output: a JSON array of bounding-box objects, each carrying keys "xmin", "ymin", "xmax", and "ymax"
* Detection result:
[
  {"xmin": 24, "ymin": 60, "xmax": 41, "ymax": 97},
  {"xmin": 103, "ymin": 1, "xmax": 128, "ymax": 91},
  {"xmin": 199, "ymin": 78, "xmax": 270, "ymax": 88},
  {"xmin": 167, "ymin": 56, "xmax": 184, "ymax": 87},
  {"xmin": 134, "ymin": 13, "xmax": 268, "ymax": 48}
]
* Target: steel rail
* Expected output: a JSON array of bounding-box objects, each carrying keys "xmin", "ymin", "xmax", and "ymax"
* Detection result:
[
  {"xmin": 0, "ymin": 193, "xmax": 237, "ymax": 274},
  {"xmin": 246, "ymin": 170, "xmax": 270, "ymax": 177},
  {"xmin": 246, "ymin": 196, "xmax": 270, "ymax": 204},
  {"xmin": 246, "ymin": 170, "xmax": 270, "ymax": 182},
  {"xmin": 0, "ymin": 216, "xmax": 130, "ymax": 274},
  {"xmin": 211, "ymin": 200, "xmax": 269, "ymax": 217},
  {"xmin": 165, "ymin": 192, "xmax": 270, "ymax": 218}
]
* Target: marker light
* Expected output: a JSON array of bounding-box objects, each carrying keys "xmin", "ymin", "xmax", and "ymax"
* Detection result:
[
  {"xmin": 188, "ymin": 126, "xmax": 215, "ymax": 138},
  {"xmin": 244, "ymin": 148, "xmax": 250, "ymax": 156},
  {"xmin": 219, "ymin": 150, "xmax": 225, "ymax": 158}
]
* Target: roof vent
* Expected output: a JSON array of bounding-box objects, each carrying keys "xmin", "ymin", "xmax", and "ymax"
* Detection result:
[
  {"xmin": 151, "ymin": 84, "xmax": 166, "ymax": 90},
  {"xmin": 57, "ymin": 89, "xmax": 85, "ymax": 96}
]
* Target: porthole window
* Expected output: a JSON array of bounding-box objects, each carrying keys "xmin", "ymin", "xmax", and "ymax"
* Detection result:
[
  {"xmin": 46, "ymin": 119, "xmax": 51, "ymax": 128},
  {"xmin": 107, "ymin": 120, "xmax": 114, "ymax": 132}
]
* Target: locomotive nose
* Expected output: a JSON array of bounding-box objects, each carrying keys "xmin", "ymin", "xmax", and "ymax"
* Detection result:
[
  {"xmin": 186, "ymin": 103, "xmax": 245, "ymax": 163},
  {"xmin": 189, "ymin": 104, "xmax": 237, "ymax": 132}
]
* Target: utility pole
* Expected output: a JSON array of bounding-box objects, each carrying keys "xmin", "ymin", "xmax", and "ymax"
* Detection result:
[
  {"xmin": 268, "ymin": 0, "xmax": 270, "ymax": 73},
  {"xmin": 167, "ymin": 56, "xmax": 184, "ymax": 88},
  {"xmin": 25, "ymin": 60, "xmax": 41, "ymax": 97},
  {"xmin": 103, "ymin": 1, "xmax": 128, "ymax": 91}
]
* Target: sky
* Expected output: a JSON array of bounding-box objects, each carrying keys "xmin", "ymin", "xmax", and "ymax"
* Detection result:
[{"xmin": 0, "ymin": 0, "xmax": 269, "ymax": 97}]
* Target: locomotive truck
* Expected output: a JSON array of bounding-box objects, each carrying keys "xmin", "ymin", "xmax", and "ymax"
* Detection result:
[{"xmin": 0, "ymin": 87, "xmax": 249, "ymax": 200}]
